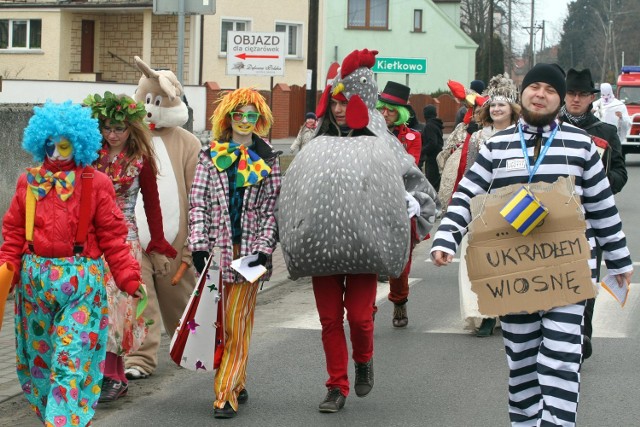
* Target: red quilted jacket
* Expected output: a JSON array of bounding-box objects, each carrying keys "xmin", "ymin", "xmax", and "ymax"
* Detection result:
[{"xmin": 0, "ymin": 160, "xmax": 141, "ymax": 295}]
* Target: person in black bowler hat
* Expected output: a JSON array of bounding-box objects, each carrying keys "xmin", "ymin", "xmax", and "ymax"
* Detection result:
[{"xmin": 559, "ymin": 68, "xmax": 627, "ymax": 360}]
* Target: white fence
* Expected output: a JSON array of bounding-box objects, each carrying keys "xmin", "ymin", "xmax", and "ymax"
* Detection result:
[{"xmin": 0, "ymin": 79, "xmax": 208, "ymax": 132}]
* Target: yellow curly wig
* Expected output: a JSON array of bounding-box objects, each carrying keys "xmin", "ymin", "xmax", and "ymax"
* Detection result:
[{"xmin": 211, "ymin": 88, "xmax": 274, "ymax": 142}]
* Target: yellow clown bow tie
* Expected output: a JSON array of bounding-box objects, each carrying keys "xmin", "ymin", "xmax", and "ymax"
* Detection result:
[
  {"xmin": 26, "ymin": 167, "xmax": 76, "ymax": 201},
  {"xmin": 209, "ymin": 141, "xmax": 271, "ymax": 187}
]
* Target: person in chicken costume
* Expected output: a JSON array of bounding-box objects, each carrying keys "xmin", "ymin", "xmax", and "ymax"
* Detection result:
[
  {"xmin": 277, "ymin": 49, "xmax": 439, "ymax": 413},
  {"xmin": 123, "ymin": 56, "xmax": 201, "ymax": 379}
]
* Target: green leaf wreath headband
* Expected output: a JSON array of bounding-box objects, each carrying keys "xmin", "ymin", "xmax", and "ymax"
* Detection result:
[{"xmin": 83, "ymin": 91, "xmax": 147, "ymax": 124}]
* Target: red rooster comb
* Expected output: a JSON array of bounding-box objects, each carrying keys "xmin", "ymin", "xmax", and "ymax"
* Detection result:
[{"xmin": 340, "ymin": 49, "xmax": 379, "ymax": 78}]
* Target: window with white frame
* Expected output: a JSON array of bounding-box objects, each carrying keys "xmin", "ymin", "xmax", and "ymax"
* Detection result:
[
  {"xmin": 0, "ymin": 19, "xmax": 42, "ymax": 49},
  {"xmin": 220, "ymin": 19, "xmax": 250, "ymax": 54},
  {"xmin": 275, "ymin": 22, "xmax": 302, "ymax": 58}
]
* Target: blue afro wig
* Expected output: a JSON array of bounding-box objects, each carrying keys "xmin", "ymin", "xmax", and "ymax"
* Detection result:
[{"xmin": 22, "ymin": 100, "xmax": 102, "ymax": 166}]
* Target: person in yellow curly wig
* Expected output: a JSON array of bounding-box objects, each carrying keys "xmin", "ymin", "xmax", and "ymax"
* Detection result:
[
  {"xmin": 211, "ymin": 87, "xmax": 274, "ymax": 144},
  {"xmin": 187, "ymin": 87, "xmax": 281, "ymax": 419}
]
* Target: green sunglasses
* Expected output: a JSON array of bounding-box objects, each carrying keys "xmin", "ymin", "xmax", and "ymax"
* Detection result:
[{"xmin": 229, "ymin": 111, "xmax": 260, "ymax": 124}]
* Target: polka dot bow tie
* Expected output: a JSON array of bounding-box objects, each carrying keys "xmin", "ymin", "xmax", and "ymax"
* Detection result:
[
  {"xmin": 26, "ymin": 167, "xmax": 76, "ymax": 201},
  {"xmin": 209, "ymin": 141, "xmax": 271, "ymax": 187}
]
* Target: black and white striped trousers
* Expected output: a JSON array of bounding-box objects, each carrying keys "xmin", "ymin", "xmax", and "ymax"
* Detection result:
[{"xmin": 500, "ymin": 301, "xmax": 586, "ymax": 427}]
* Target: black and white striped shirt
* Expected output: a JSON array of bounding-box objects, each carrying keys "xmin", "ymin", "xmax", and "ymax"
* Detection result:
[{"xmin": 431, "ymin": 119, "xmax": 632, "ymax": 277}]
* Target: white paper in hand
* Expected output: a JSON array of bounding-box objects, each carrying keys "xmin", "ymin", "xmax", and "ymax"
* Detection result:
[
  {"xmin": 600, "ymin": 274, "xmax": 630, "ymax": 307},
  {"xmin": 230, "ymin": 254, "xmax": 267, "ymax": 283}
]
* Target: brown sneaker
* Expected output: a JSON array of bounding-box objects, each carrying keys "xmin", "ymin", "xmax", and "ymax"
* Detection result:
[
  {"xmin": 354, "ymin": 358, "xmax": 374, "ymax": 397},
  {"xmin": 392, "ymin": 303, "xmax": 408, "ymax": 328},
  {"xmin": 318, "ymin": 388, "xmax": 346, "ymax": 413}
]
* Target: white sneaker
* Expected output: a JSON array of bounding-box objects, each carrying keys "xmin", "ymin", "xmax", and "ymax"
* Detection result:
[{"xmin": 125, "ymin": 366, "xmax": 148, "ymax": 380}]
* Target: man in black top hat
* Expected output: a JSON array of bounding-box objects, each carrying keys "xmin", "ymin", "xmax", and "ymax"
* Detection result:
[
  {"xmin": 375, "ymin": 81, "xmax": 423, "ymax": 328},
  {"xmin": 559, "ymin": 67, "xmax": 628, "ymax": 360}
]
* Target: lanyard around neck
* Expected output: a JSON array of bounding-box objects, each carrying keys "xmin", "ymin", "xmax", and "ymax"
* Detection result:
[{"xmin": 518, "ymin": 124, "xmax": 558, "ymax": 183}]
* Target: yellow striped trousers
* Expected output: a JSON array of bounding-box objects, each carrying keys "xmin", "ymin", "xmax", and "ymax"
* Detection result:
[{"xmin": 213, "ymin": 279, "xmax": 259, "ymax": 410}]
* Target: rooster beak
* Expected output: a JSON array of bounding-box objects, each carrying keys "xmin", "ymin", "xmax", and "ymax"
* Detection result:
[
  {"xmin": 465, "ymin": 93, "xmax": 477, "ymax": 106},
  {"xmin": 332, "ymin": 83, "xmax": 345, "ymax": 97}
]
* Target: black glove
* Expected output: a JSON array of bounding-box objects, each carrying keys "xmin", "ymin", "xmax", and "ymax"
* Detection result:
[
  {"xmin": 247, "ymin": 252, "xmax": 267, "ymax": 267},
  {"xmin": 192, "ymin": 251, "xmax": 209, "ymax": 274},
  {"xmin": 466, "ymin": 121, "xmax": 479, "ymax": 135}
]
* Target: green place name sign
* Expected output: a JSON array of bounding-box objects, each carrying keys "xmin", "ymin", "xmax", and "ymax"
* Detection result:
[{"xmin": 372, "ymin": 57, "xmax": 427, "ymax": 74}]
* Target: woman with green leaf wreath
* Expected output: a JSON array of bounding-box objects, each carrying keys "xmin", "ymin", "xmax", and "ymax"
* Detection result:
[{"xmin": 84, "ymin": 92, "xmax": 177, "ymax": 402}]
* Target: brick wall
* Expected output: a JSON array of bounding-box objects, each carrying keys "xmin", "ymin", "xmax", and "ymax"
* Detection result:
[{"xmin": 270, "ymin": 83, "xmax": 290, "ymax": 139}]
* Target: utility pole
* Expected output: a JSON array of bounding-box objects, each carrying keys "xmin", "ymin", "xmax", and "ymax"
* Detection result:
[
  {"xmin": 529, "ymin": 0, "xmax": 535, "ymax": 69},
  {"xmin": 489, "ymin": 0, "xmax": 494, "ymax": 78},
  {"xmin": 177, "ymin": 0, "xmax": 185, "ymax": 85},
  {"xmin": 507, "ymin": 0, "xmax": 512, "ymax": 76},
  {"xmin": 306, "ymin": 0, "xmax": 319, "ymax": 113}
]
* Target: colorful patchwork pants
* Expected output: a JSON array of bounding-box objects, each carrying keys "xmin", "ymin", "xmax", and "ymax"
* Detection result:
[
  {"xmin": 15, "ymin": 254, "xmax": 108, "ymax": 427},
  {"xmin": 500, "ymin": 301, "xmax": 585, "ymax": 427}
]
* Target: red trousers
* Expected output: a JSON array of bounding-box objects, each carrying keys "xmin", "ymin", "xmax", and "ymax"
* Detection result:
[
  {"xmin": 388, "ymin": 244, "xmax": 413, "ymax": 304},
  {"xmin": 312, "ymin": 274, "xmax": 377, "ymax": 396},
  {"xmin": 389, "ymin": 220, "xmax": 419, "ymax": 304}
]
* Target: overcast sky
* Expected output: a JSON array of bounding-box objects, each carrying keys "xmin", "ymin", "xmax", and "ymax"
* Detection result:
[{"xmin": 534, "ymin": 0, "xmax": 572, "ymax": 47}]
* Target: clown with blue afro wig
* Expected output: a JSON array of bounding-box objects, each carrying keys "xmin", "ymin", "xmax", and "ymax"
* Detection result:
[
  {"xmin": 0, "ymin": 99, "xmax": 144, "ymax": 426},
  {"xmin": 22, "ymin": 100, "xmax": 102, "ymax": 166}
]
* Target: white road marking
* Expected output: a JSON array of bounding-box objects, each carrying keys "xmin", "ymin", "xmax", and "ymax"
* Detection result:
[
  {"xmin": 257, "ymin": 278, "xmax": 421, "ymax": 331},
  {"xmin": 257, "ymin": 274, "xmax": 637, "ymax": 339}
]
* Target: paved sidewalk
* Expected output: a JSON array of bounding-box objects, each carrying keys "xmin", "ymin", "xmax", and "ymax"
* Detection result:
[
  {"xmin": 0, "ymin": 246, "xmax": 292, "ymax": 404},
  {"xmin": 0, "ymin": 298, "xmax": 19, "ymax": 403}
]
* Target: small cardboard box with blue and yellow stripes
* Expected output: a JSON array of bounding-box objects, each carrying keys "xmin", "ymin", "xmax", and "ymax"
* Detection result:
[{"xmin": 499, "ymin": 186, "xmax": 548, "ymax": 236}]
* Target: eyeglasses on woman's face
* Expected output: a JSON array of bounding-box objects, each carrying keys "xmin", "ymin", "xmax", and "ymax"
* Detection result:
[
  {"xmin": 101, "ymin": 125, "xmax": 128, "ymax": 135},
  {"xmin": 229, "ymin": 111, "xmax": 260, "ymax": 124}
]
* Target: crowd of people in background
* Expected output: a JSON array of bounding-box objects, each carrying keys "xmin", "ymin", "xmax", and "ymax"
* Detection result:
[{"xmin": 0, "ymin": 47, "xmax": 635, "ymax": 427}]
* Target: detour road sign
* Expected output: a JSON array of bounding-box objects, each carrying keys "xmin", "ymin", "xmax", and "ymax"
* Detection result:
[
  {"xmin": 372, "ymin": 57, "xmax": 427, "ymax": 74},
  {"xmin": 226, "ymin": 31, "xmax": 285, "ymax": 77}
]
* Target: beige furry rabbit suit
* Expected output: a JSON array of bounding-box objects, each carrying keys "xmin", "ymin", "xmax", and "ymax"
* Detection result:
[{"xmin": 125, "ymin": 56, "xmax": 201, "ymax": 378}]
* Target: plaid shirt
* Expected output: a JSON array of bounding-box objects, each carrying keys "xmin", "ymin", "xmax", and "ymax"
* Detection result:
[{"xmin": 188, "ymin": 136, "xmax": 282, "ymax": 283}]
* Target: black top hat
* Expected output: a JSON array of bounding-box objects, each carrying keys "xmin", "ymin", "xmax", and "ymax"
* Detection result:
[
  {"xmin": 566, "ymin": 68, "xmax": 600, "ymax": 93},
  {"xmin": 378, "ymin": 81, "xmax": 411, "ymax": 106}
]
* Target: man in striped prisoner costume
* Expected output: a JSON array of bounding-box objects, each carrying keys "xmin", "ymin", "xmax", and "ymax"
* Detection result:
[{"xmin": 430, "ymin": 63, "xmax": 633, "ymax": 426}]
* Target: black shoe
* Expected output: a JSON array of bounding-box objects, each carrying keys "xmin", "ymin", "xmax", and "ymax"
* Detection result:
[
  {"xmin": 238, "ymin": 389, "xmax": 248, "ymax": 404},
  {"xmin": 583, "ymin": 336, "xmax": 593, "ymax": 360},
  {"xmin": 354, "ymin": 358, "xmax": 374, "ymax": 397},
  {"xmin": 476, "ymin": 318, "xmax": 497, "ymax": 337},
  {"xmin": 214, "ymin": 402, "xmax": 237, "ymax": 419},
  {"xmin": 99, "ymin": 377, "xmax": 128, "ymax": 403},
  {"xmin": 392, "ymin": 303, "xmax": 408, "ymax": 328},
  {"xmin": 318, "ymin": 388, "xmax": 346, "ymax": 413}
]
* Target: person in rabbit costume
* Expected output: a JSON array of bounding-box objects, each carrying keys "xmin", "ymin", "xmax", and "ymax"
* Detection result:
[
  {"xmin": 277, "ymin": 49, "xmax": 439, "ymax": 412},
  {"xmin": 124, "ymin": 56, "xmax": 201, "ymax": 379}
]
